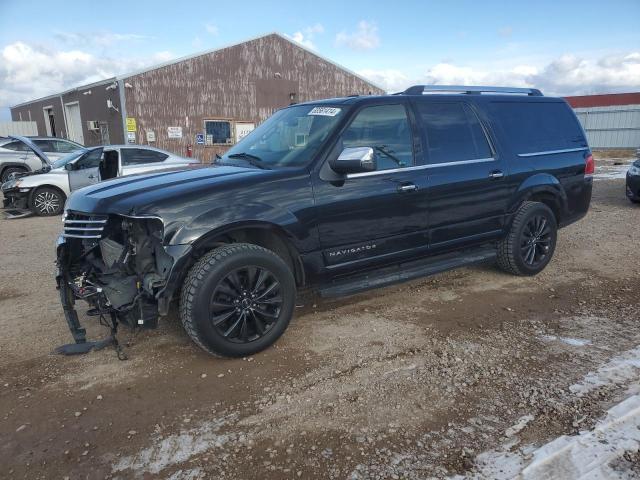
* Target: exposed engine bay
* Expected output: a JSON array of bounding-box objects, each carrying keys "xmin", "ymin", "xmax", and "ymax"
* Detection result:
[{"xmin": 56, "ymin": 211, "xmax": 174, "ymax": 354}]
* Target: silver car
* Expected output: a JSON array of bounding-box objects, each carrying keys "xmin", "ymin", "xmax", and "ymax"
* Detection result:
[
  {"xmin": 2, "ymin": 137, "xmax": 200, "ymax": 217},
  {"xmin": 0, "ymin": 136, "xmax": 84, "ymax": 183}
]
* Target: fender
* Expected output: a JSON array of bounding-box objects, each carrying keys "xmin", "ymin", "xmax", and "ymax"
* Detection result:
[
  {"xmin": 509, "ymin": 173, "xmax": 568, "ymax": 220},
  {"xmin": 166, "ymin": 201, "xmax": 313, "ymax": 252},
  {"xmin": 0, "ymin": 162, "xmax": 30, "ymax": 175}
]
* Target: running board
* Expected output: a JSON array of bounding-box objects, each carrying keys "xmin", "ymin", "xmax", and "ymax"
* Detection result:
[{"xmin": 319, "ymin": 246, "xmax": 497, "ymax": 298}]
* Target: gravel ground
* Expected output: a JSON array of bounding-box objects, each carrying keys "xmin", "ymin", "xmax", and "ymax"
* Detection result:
[{"xmin": 0, "ymin": 158, "xmax": 639, "ymax": 479}]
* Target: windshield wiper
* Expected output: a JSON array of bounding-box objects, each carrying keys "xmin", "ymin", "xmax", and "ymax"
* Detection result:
[{"xmin": 227, "ymin": 152, "xmax": 270, "ymax": 170}]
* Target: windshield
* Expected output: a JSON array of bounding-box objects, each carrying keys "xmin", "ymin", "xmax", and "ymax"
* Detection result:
[
  {"xmin": 51, "ymin": 149, "xmax": 88, "ymax": 169},
  {"xmin": 221, "ymin": 104, "xmax": 346, "ymax": 168}
]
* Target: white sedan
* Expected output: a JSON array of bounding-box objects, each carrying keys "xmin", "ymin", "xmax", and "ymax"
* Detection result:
[{"xmin": 2, "ymin": 137, "xmax": 199, "ymax": 217}]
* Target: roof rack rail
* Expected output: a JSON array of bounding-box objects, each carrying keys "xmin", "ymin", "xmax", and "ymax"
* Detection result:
[{"xmin": 399, "ymin": 85, "xmax": 543, "ymax": 96}]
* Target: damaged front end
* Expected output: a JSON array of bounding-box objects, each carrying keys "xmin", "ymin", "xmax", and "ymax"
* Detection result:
[{"xmin": 55, "ymin": 210, "xmax": 191, "ymax": 355}]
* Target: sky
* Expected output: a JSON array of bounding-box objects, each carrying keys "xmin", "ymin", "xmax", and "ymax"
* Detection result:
[{"xmin": 0, "ymin": 0, "xmax": 639, "ymax": 120}]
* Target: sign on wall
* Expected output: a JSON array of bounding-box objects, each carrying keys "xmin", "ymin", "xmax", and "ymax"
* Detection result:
[
  {"xmin": 126, "ymin": 117, "xmax": 137, "ymax": 132},
  {"xmin": 146, "ymin": 130, "xmax": 156, "ymax": 142},
  {"xmin": 167, "ymin": 126, "xmax": 183, "ymax": 139},
  {"xmin": 235, "ymin": 122, "xmax": 255, "ymax": 143},
  {"xmin": 196, "ymin": 133, "xmax": 205, "ymax": 145}
]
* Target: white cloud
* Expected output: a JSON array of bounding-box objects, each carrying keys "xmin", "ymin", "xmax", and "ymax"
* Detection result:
[
  {"xmin": 335, "ymin": 20, "xmax": 380, "ymax": 50},
  {"xmin": 358, "ymin": 51, "xmax": 640, "ymax": 96},
  {"xmin": 285, "ymin": 23, "xmax": 324, "ymax": 50},
  {"xmin": 204, "ymin": 23, "xmax": 219, "ymax": 36},
  {"xmin": 0, "ymin": 41, "xmax": 175, "ymax": 112}
]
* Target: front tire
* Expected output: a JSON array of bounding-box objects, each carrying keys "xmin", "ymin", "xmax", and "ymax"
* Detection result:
[
  {"xmin": 30, "ymin": 187, "xmax": 65, "ymax": 216},
  {"xmin": 180, "ymin": 243, "xmax": 296, "ymax": 357},
  {"xmin": 497, "ymin": 201, "xmax": 557, "ymax": 276}
]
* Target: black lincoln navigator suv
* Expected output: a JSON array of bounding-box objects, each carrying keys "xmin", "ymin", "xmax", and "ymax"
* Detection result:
[{"xmin": 56, "ymin": 85, "xmax": 593, "ymax": 357}]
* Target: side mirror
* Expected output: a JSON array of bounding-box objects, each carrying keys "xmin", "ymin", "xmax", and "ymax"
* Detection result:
[
  {"xmin": 331, "ymin": 147, "xmax": 376, "ymax": 174},
  {"xmin": 64, "ymin": 163, "xmax": 75, "ymax": 171}
]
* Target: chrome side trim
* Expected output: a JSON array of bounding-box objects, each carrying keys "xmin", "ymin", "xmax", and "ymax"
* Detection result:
[
  {"xmin": 517, "ymin": 147, "xmax": 588, "ymax": 158},
  {"xmin": 345, "ymin": 157, "xmax": 495, "ymax": 178},
  {"xmin": 426, "ymin": 157, "xmax": 495, "ymax": 168},
  {"xmin": 346, "ymin": 164, "xmax": 429, "ymax": 178}
]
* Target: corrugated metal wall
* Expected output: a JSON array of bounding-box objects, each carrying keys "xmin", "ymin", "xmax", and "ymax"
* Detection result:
[
  {"xmin": 122, "ymin": 33, "xmax": 384, "ymax": 161},
  {"xmin": 0, "ymin": 121, "xmax": 38, "ymax": 136},
  {"xmin": 573, "ymin": 105, "xmax": 640, "ymax": 149}
]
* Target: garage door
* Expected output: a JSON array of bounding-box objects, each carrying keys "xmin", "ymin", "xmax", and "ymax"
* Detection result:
[{"xmin": 65, "ymin": 102, "xmax": 84, "ymax": 145}]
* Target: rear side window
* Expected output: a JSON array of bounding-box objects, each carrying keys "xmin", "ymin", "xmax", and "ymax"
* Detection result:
[
  {"xmin": 489, "ymin": 101, "xmax": 586, "ymax": 154},
  {"xmin": 53, "ymin": 140, "xmax": 80, "ymax": 153},
  {"xmin": 2, "ymin": 141, "xmax": 29, "ymax": 152},
  {"xmin": 416, "ymin": 102, "xmax": 492, "ymax": 164},
  {"xmin": 33, "ymin": 140, "xmax": 55, "ymax": 152},
  {"xmin": 121, "ymin": 148, "xmax": 169, "ymax": 165}
]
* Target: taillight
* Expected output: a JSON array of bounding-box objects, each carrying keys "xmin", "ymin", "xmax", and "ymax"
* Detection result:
[{"xmin": 585, "ymin": 153, "xmax": 594, "ymax": 176}]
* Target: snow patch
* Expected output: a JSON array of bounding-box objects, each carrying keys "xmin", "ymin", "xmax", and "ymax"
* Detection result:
[
  {"xmin": 112, "ymin": 414, "xmax": 238, "ymax": 475},
  {"xmin": 166, "ymin": 468, "xmax": 204, "ymax": 480},
  {"xmin": 505, "ymin": 414, "xmax": 535, "ymax": 438},
  {"xmin": 519, "ymin": 394, "xmax": 640, "ymax": 479},
  {"xmin": 540, "ymin": 335, "xmax": 592, "ymax": 347},
  {"xmin": 593, "ymin": 163, "xmax": 632, "ymax": 181},
  {"xmin": 570, "ymin": 345, "xmax": 640, "ymax": 396}
]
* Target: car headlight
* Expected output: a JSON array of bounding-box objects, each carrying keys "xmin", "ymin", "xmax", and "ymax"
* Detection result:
[{"xmin": 629, "ymin": 165, "xmax": 640, "ymax": 176}]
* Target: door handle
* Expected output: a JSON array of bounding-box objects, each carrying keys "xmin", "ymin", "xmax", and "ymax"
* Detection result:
[
  {"xmin": 397, "ymin": 183, "xmax": 417, "ymax": 193},
  {"xmin": 489, "ymin": 170, "xmax": 504, "ymax": 179},
  {"xmin": 88, "ymin": 174, "xmax": 96, "ymax": 179}
]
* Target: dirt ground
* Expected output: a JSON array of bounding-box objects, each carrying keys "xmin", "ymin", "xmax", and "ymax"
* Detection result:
[{"xmin": 1, "ymin": 158, "xmax": 639, "ymax": 479}]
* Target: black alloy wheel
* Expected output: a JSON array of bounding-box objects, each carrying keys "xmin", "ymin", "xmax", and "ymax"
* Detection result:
[
  {"xmin": 209, "ymin": 266, "xmax": 283, "ymax": 343},
  {"xmin": 180, "ymin": 243, "xmax": 296, "ymax": 357},
  {"xmin": 497, "ymin": 201, "xmax": 557, "ymax": 276},
  {"xmin": 520, "ymin": 214, "xmax": 553, "ymax": 267}
]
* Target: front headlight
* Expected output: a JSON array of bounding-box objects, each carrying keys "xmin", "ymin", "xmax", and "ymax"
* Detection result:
[{"xmin": 629, "ymin": 165, "xmax": 640, "ymax": 176}]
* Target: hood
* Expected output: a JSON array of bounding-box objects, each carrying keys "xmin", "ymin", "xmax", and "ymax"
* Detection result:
[
  {"xmin": 64, "ymin": 164, "xmax": 270, "ymax": 216},
  {"xmin": 9, "ymin": 135, "xmax": 51, "ymax": 169}
]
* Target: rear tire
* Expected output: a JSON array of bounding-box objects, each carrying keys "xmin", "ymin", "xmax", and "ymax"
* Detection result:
[
  {"xmin": 1, "ymin": 167, "xmax": 26, "ymax": 183},
  {"xmin": 30, "ymin": 186, "xmax": 65, "ymax": 216},
  {"xmin": 497, "ymin": 201, "xmax": 557, "ymax": 276},
  {"xmin": 179, "ymin": 243, "xmax": 296, "ymax": 357}
]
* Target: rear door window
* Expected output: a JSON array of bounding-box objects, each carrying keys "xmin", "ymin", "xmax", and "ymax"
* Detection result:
[
  {"xmin": 33, "ymin": 140, "xmax": 55, "ymax": 152},
  {"xmin": 121, "ymin": 148, "xmax": 169, "ymax": 165},
  {"xmin": 489, "ymin": 101, "xmax": 587, "ymax": 154},
  {"xmin": 53, "ymin": 140, "xmax": 81, "ymax": 153},
  {"xmin": 416, "ymin": 102, "xmax": 492, "ymax": 164}
]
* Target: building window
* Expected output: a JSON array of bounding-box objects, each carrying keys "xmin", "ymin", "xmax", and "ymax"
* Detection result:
[{"xmin": 205, "ymin": 120, "xmax": 232, "ymax": 145}]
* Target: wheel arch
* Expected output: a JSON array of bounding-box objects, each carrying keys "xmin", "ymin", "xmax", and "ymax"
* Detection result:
[
  {"xmin": 509, "ymin": 174, "xmax": 567, "ymax": 226},
  {"xmin": 186, "ymin": 221, "xmax": 306, "ymax": 288},
  {"xmin": 0, "ymin": 162, "xmax": 29, "ymax": 179}
]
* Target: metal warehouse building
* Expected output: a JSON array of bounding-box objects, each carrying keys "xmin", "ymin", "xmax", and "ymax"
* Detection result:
[
  {"xmin": 10, "ymin": 33, "xmax": 384, "ymax": 161},
  {"xmin": 565, "ymin": 92, "xmax": 640, "ymax": 150}
]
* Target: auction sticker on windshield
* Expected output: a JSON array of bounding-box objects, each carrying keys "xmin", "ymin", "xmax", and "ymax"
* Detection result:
[{"xmin": 308, "ymin": 107, "xmax": 341, "ymax": 116}]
